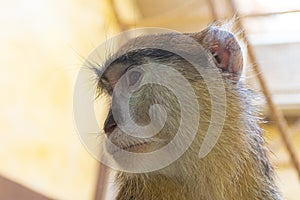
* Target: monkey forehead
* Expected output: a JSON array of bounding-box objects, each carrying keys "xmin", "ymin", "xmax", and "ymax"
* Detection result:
[
  {"xmin": 115, "ymin": 32, "xmax": 207, "ymax": 59},
  {"xmin": 98, "ymin": 25, "xmax": 238, "ymax": 79},
  {"xmin": 100, "ymin": 31, "xmax": 208, "ymax": 76},
  {"xmin": 95, "ymin": 28, "xmax": 217, "ymax": 95}
]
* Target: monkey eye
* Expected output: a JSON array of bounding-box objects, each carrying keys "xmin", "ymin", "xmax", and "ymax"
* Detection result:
[
  {"xmin": 126, "ymin": 68, "xmax": 143, "ymax": 87},
  {"xmin": 99, "ymin": 77, "xmax": 113, "ymax": 93},
  {"xmin": 100, "ymin": 78, "xmax": 109, "ymax": 86}
]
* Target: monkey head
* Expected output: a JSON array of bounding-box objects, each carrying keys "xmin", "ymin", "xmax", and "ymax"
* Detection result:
[{"xmin": 95, "ymin": 26, "xmax": 244, "ymax": 172}]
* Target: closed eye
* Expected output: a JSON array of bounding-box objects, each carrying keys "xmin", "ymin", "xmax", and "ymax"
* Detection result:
[
  {"xmin": 126, "ymin": 67, "xmax": 144, "ymax": 87},
  {"xmin": 127, "ymin": 70, "xmax": 142, "ymax": 86}
]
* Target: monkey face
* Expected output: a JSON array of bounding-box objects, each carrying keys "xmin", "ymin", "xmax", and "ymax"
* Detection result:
[{"xmin": 94, "ymin": 26, "xmax": 244, "ymax": 171}]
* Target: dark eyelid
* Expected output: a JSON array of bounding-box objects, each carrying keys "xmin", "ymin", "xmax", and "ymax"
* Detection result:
[
  {"xmin": 99, "ymin": 76, "xmax": 113, "ymax": 94},
  {"xmin": 100, "ymin": 76, "xmax": 109, "ymax": 84}
]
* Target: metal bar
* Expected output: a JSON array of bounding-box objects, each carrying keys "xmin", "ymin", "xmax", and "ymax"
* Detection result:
[
  {"xmin": 243, "ymin": 9, "xmax": 300, "ymax": 18},
  {"xmin": 94, "ymin": 163, "xmax": 110, "ymax": 200},
  {"xmin": 206, "ymin": 0, "xmax": 218, "ymax": 21}
]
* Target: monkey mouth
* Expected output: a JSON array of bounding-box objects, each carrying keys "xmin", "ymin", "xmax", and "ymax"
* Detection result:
[
  {"xmin": 109, "ymin": 141, "xmax": 156, "ymax": 155},
  {"xmin": 120, "ymin": 142, "xmax": 149, "ymax": 152}
]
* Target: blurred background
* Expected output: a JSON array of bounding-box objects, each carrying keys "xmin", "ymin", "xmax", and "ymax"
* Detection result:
[{"xmin": 0, "ymin": 0, "xmax": 300, "ymax": 199}]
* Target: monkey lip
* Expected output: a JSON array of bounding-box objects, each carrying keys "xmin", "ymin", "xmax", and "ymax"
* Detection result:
[
  {"xmin": 110, "ymin": 142, "xmax": 152, "ymax": 154},
  {"xmin": 120, "ymin": 142, "xmax": 149, "ymax": 152}
]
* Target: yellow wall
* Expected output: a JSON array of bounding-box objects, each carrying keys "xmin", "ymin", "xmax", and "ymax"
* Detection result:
[{"xmin": 0, "ymin": 0, "xmax": 117, "ymax": 199}]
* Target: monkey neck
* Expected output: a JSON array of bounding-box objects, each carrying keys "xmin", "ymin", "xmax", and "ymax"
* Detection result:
[
  {"xmin": 116, "ymin": 173, "xmax": 198, "ymax": 200},
  {"xmin": 115, "ymin": 86, "xmax": 281, "ymax": 200}
]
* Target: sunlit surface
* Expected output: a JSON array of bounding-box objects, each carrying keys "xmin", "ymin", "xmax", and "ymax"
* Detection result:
[{"xmin": 0, "ymin": 0, "xmax": 112, "ymax": 199}]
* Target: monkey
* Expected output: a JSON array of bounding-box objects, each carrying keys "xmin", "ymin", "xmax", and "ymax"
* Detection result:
[{"xmin": 94, "ymin": 24, "xmax": 283, "ymax": 200}]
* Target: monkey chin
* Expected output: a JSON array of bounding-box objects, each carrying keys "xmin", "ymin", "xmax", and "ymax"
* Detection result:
[{"xmin": 105, "ymin": 138, "xmax": 169, "ymax": 173}]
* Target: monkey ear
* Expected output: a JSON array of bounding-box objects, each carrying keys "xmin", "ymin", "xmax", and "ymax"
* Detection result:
[{"xmin": 202, "ymin": 27, "xmax": 244, "ymax": 82}]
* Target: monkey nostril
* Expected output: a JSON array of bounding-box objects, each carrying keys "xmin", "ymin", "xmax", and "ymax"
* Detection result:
[{"xmin": 104, "ymin": 111, "xmax": 117, "ymax": 134}]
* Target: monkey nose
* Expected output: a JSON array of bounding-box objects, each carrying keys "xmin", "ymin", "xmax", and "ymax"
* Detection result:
[{"xmin": 104, "ymin": 110, "xmax": 117, "ymax": 135}]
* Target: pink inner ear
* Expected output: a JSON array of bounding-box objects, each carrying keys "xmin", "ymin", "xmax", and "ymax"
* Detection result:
[{"xmin": 205, "ymin": 27, "xmax": 243, "ymax": 82}]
